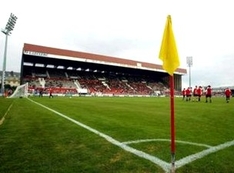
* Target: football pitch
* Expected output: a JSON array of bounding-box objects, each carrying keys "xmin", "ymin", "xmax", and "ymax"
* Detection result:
[{"xmin": 0, "ymin": 96, "xmax": 234, "ymax": 173}]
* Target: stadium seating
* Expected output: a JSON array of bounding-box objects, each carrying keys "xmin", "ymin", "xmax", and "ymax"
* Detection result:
[{"xmin": 22, "ymin": 68, "xmax": 169, "ymax": 96}]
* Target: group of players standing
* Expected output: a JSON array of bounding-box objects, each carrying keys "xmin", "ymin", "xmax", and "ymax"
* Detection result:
[{"xmin": 182, "ymin": 85, "xmax": 232, "ymax": 103}]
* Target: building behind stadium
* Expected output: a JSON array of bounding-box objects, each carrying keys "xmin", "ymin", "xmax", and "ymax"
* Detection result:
[{"xmin": 4, "ymin": 43, "xmax": 188, "ymax": 97}]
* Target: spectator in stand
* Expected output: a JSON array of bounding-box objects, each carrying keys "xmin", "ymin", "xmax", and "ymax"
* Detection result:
[
  {"xmin": 186, "ymin": 87, "xmax": 192, "ymax": 101},
  {"xmin": 205, "ymin": 85, "xmax": 212, "ymax": 103},
  {"xmin": 224, "ymin": 87, "xmax": 231, "ymax": 103},
  {"xmin": 182, "ymin": 88, "xmax": 186, "ymax": 100},
  {"xmin": 197, "ymin": 86, "xmax": 203, "ymax": 102}
]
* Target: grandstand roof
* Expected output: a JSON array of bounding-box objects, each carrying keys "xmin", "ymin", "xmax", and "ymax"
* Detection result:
[{"xmin": 22, "ymin": 43, "xmax": 186, "ymax": 75}]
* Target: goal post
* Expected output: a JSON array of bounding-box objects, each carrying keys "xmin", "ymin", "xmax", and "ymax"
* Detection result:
[{"xmin": 8, "ymin": 83, "xmax": 29, "ymax": 98}]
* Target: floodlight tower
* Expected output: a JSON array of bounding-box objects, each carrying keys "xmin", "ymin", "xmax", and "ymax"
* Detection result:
[
  {"xmin": 1, "ymin": 13, "xmax": 17, "ymax": 96},
  {"xmin": 186, "ymin": 56, "xmax": 193, "ymax": 87}
]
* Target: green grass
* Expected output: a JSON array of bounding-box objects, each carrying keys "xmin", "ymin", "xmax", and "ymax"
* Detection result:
[{"xmin": 0, "ymin": 96, "xmax": 233, "ymax": 173}]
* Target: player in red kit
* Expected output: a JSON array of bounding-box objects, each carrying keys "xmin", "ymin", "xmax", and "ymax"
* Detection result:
[
  {"xmin": 197, "ymin": 86, "xmax": 202, "ymax": 102},
  {"xmin": 192, "ymin": 86, "xmax": 198, "ymax": 101},
  {"xmin": 205, "ymin": 85, "xmax": 212, "ymax": 103},
  {"xmin": 225, "ymin": 88, "xmax": 231, "ymax": 103},
  {"xmin": 186, "ymin": 87, "xmax": 192, "ymax": 101},
  {"xmin": 182, "ymin": 88, "xmax": 186, "ymax": 100}
]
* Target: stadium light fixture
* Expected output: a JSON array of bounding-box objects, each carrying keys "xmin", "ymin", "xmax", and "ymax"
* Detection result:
[
  {"xmin": 1, "ymin": 13, "xmax": 17, "ymax": 96},
  {"xmin": 186, "ymin": 56, "xmax": 193, "ymax": 88}
]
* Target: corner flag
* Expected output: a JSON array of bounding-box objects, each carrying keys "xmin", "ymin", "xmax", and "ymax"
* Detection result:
[
  {"xmin": 158, "ymin": 15, "xmax": 180, "ymax": 173},
  {"xmin": 159, "ymin": 15, "xmax": 180, "ymax": 76}
]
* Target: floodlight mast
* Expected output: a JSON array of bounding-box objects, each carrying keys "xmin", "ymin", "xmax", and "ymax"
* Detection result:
[
  {"xmin": 186, "ymin": 56, "xmax": 193, "ymax": 88},
  {"xmin": 1, "ymin": 13, "xmax": 17, "ymax": 96}
]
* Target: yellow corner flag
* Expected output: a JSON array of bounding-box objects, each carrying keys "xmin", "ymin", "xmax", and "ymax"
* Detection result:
[{"xmin": 159, "ymin": 15, "xmax": 180, "ymax": 76}]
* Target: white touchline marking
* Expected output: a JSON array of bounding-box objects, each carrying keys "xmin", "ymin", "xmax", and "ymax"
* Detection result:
[
  {"xmin": 0, "ymin": 102, "xmax": 13, "ymax": 125},
  {"xmin": 28, "ymin": 98, "xmax": 170, "ymax": 172},
  {"xmin": 28, "ymin": 98, "xmax": 234, "ymax": 173}
]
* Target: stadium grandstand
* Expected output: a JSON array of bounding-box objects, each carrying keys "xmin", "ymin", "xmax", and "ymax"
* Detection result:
[{"xmin": 20, "ymin": 43, "xmax": 187, "ymax": 97}]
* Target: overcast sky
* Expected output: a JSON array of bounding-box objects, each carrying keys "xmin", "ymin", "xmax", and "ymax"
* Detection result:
[{"xmin": 0, "ymin": 0, "xmax": 234, "ymax": 89}]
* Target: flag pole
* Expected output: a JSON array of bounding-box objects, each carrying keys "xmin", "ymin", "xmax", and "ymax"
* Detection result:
[
  {"xmin": 158, "ymin": 15, "xmax": 180, "ymax": 173},
  {"xmin": 170, "ymin": 75, "xmax": 175, "ymax": 173}
]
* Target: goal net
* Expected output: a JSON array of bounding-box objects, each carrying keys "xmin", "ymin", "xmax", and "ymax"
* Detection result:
[{"xmin": 8, "ymin": 83, "xmax": 29, "ymax": 98}]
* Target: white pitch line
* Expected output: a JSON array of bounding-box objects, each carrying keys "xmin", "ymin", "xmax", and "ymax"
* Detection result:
[
  {"xmin": 175, "ymin": 139, "xmax": 234, "ymax": 169},
  {"xmin": 28, "ymin": 98, "xmax": 171, "ymax": 172},
  {"xmin": 0, "ymin": 102, "xmax": 14, "ymax": 125},
  {"xmin": 28, "ymin": 98, "xmax": 234, "ymax": 173},
  {"xmin": 123, "ymin": 138, "xmax": 234, "ymax": 169},
  {"xmin": 123, "ymin": 139, "xmax": 212, "ymax": 148}
]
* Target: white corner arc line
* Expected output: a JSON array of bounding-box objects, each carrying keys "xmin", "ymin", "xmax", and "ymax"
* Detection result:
[
  {"xmin": 123, "ymin": 139, "xmax": 212, "ymax": 148},
  {"xmin": 28, "ymin": 98, "xmax": 171, "ymax": 172},
  {"xmin": 175, "ymin": 139, "xmax": 234, "ymax": 169},
  {"xmin": 124, "ymin": 138, "xmax": 234, "ymax": 170}
]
